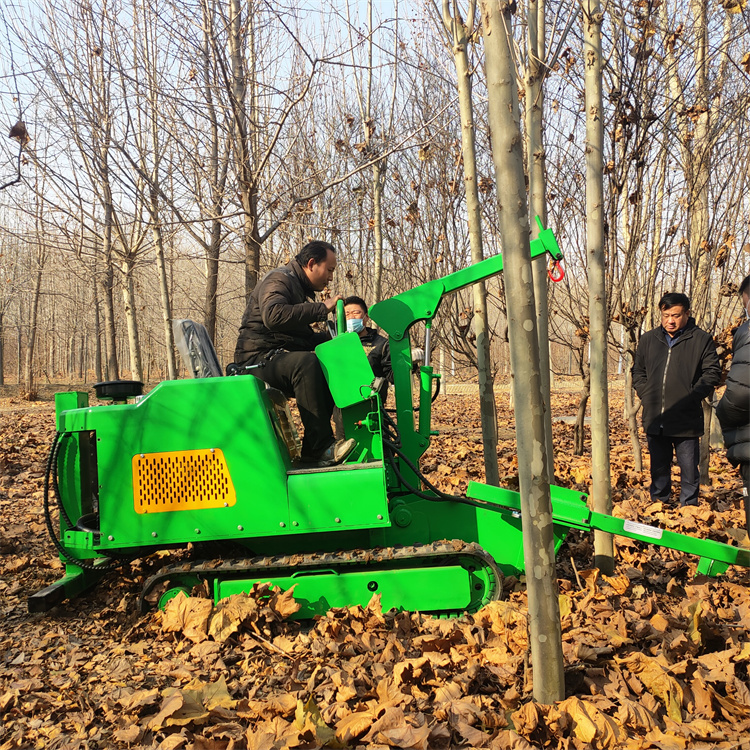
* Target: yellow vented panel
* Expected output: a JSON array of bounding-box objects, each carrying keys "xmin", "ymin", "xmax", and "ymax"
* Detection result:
[{"xmin": 132, "ymin": 449, "xmax": 236, "ymax": 514}]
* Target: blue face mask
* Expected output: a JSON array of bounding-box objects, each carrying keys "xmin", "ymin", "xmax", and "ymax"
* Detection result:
[{"xmin": 347, "ymin": 318, "xmax": 364, "ymax": 333}]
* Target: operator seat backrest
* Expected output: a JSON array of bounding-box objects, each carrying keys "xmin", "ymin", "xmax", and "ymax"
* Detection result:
[{"xmin": 173, "ymin": 319, "xmax": 223, "ymax": 378}]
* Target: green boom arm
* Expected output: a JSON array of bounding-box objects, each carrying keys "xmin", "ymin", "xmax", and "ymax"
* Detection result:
[
  {"xmin": 368, "ymin": 218, "xmax": 562, "ymax": 340},
  {"xmin": 367, "ymin": 219, "xmax": 563, "ymax": 490},
  {"xmin": 468, "ymin": 481, "xmax": 750, "ymax": 577}
]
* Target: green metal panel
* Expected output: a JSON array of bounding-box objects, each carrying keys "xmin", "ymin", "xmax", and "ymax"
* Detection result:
[
  {"xmin": 57, "ymin": 376, "xmax": 292, "ymax": 547},
  {"xmin": 315, "ymin": 332, "xmax": 376, "ymax": 408},
  {"xmin": 55, "ymin": 391, "xmax": 89, "ymax": 430},
  {"xmin": 287, "ymin": 465, "xmax": 389, "ymax": 532},
  {"xmin": 215, "ymin": 565, "xmax": 470, "ymax": 617}
]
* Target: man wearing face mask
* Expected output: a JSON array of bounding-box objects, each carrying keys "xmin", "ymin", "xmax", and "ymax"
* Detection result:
[
  {"xmin": 343, "ymin": 296, "xmax": 393, "ymax": 384},
  {"xmin": 716, "ymin": 274, "xmax": 750, "ymax": 525},
  {"xmin": 331, "ymin": 296, "xmax": 394, "ymax": 441}
]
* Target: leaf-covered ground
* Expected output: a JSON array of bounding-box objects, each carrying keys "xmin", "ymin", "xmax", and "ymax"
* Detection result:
[{"xmin": 1, "ymin": 385, "xmax": 750, "ymax": 750}]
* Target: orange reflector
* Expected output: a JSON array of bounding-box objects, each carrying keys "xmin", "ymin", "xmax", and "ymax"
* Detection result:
[{"xmin": 132, "ymin": 449, "xmax": 236, "ymax": 514}]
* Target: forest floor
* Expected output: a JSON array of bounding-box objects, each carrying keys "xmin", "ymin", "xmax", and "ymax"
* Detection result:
[{"xmin": 1, "ymin": 383, "xmax": 749, "ymax": 750}]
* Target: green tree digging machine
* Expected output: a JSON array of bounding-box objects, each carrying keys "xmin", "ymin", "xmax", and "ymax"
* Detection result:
[{"xmin": 30, "ymin": 224, "xmax": 750, "ymax": 615}]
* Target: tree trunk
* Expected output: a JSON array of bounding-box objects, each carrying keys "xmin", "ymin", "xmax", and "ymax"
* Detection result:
[
  {"xmin": 574, "ymin": 372, "xmax": 591, "ymax": 456},
  {"xmin": 92, "ymin": 276, "xmax": 103, "ymax": 382},
  {"xmin": 583, "ymin": 0, "xmax": 614, "ymax": 573},
  {"xmin": 442, "ymin": 0, "xmax": 499, "ymax": 485},
  {"xmin": 121, "ymin": 258, "xmax": 143, "ymax": 382},
  {"xmin": 525, "ymin": 0, "xmax": 555, "ymax": 479},
  {"xmin": 480, "ymin": 0, "xmax": 564, "ymax": 704},
  {"xmin": 372, "ymin": 159, "xmax": 385, "ymax": 302},
  {"xmin": 623, "ymin": 324, "xmax": 642, "ymax": 472},
  {"xmin": 229, "ymin": 0, "xmax": 262, "ymax": 297},
  {"xmin": 24, "ymin": 260, "xmax": 44, "ymax": 395},
  {"xmin": 16, "ymin": 324, "xmax": 23, "ymax": 385},
  {"xmin": 201, "ymin": 6, "xmax": 227, "ymax": 342},
  {"xmin": 687, "ymin": 0, "xmax": 711, "ymax": 326},
  {"xmin": 150, "ymin": 199, "xmax": 177, "ymax": 380},
  {"xmin": 0, "ymin": 312, "xmax": 4, "ymax": 386}
]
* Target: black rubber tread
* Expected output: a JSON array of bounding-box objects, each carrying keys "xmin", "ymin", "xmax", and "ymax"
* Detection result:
[{"xmin": 138, "ymin": 539, "xmax": 503, "ymax": 614}]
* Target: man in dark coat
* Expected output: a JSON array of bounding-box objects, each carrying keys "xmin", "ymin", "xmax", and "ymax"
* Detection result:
[
  {"xmin": 716, "ymin": 275, "xmax": 750, "ymax": 525},
  {"xmin": 234, "ymin": 240, "xmax": 355, "ymax": 465},
  {"xmin": 632, "ymin": 292, "xmax": 721, "ymax": 506}
]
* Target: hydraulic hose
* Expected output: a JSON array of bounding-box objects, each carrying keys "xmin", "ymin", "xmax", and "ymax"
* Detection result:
[
  {"xmin": 381, "ymin": 433, "xmax": 512, "ymax": 515},
  {"xmin": 43, "ymin": 431, "xmax": 130, "ymax": 572}
]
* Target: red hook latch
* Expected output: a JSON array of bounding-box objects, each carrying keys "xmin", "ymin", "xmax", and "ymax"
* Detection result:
[{"xmin": 548, "ymin": 259, "xmax": 565, "ymax": 282}]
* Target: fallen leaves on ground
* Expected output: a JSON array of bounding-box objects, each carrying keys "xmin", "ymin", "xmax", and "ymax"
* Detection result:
[{"xmin": 2, "ymin": 385, "xmax": 750, "ymax": 749}]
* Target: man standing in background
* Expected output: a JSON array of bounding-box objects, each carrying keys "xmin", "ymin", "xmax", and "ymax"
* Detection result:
[{"xmin": 632, "ymin": 292, "xmax": 721, "ymax": 507}]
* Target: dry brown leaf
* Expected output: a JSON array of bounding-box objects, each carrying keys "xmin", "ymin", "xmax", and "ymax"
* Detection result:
[
  {"xmin": 616, "ymin": 697, "xmax": 661, "ymax": 733},
  {"xmin": 118, "ymin": 687, "xmax": 160, "ymax": 711},
  {"xmin": 335, "ymin": 710, "xmax": 377, "ymax": 744},
  {"xmin": 556, "ymin": 696, "xmax": 621, "ymax": 748},
  {"xmin": 489, "ymin": 729, "xmax": 538, "ymax": 750},
  {"xmin": 208, "ymin": 593, "xmax": 258, "ymax": 643},
  {"xmin": 161, "ymin": 592, "xmax": 213, "ymax": 643},
  {"xmin": 616, "ymin": 652, "xmax": 684, "ymax": 722},
  {"xmin": 375, "ymin": 722, "xmax": 432, "ymax": 750},
  {"xmin": 273, "ymin": 585, "xmax": 302, "ymax": 619},
  {"xmin": 510, "ymin": 701, "xmax": 544, "ymax": 735},
  {"xmin": 147, "ymin": 693, "xmax": 185, "ymax": 730},
  {"xmin": 112, "ymin": 724, "xmax": 141, "ymax": 743}
]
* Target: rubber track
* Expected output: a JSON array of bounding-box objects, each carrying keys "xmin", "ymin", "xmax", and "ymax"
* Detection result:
[{"xmin": 138, "ymin": 540, "xmax": 502, "ymax": 614}]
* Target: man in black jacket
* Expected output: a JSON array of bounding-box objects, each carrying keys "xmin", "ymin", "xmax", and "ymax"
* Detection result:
[
  {"xmin": 716, "ymin": 275, "xmax": 750, "ymax": 524},
  {"xmin": 234, "ymin": 240, "xmax": 355, "ymax": 465},
  {"xmin": 632, "ymin": 292, "xmax": 721, "ymax": 506}
]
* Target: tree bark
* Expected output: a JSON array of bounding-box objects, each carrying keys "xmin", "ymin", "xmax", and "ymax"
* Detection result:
[
  {"xmin": 150, "ymin": 197, "xmax": 177, "ymax": 380},
  {"xmin": 480, "ymin": 0, "xmax": 564, "ymax": 704},
  {"xmin": 583, "ymin": 0, "xmax": 614, "ymax": 573},
  {"xmin": 0, "ymin": 312, "xmax": 4, "ymax": 386},
  {"xmin": 525, "ymin": 0, "xmax": 555, "ymax": 479},
  {"xmin": 441, "ymin": 0, "xmax": 499, "ymax": 485},
  {"xmin": 229, "ymin": 0, "xmax": 262, "ymax": 297},
  {"xmin": 24, "ymin": 258, "xmax": 44, "ymax": 395},
  {"xmin": 574, "ymin": 371, "xmax": 590, "ymax": 456},
  {"xmin": 99, "ymin": 256, "xmax": 119, "ymax": 381},
  {"xmin": 121, "ymin": 258, "xmax": 143, "ymax": 382}
]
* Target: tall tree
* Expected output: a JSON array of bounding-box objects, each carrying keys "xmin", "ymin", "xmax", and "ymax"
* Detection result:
[
  {"xmin": 480, "ymin": 0, "xmax": 564, "ymax": 703},
  {"xmin": 584, "ymin": 0, "xmax": 614, "ymax": 573},
  {"xmin": 439, "ymin": 0, "xmax": 499, "ymax": 485},
  {"xmin": 524, "ymin": 0, "xmax": 555, "ymax": 476}
]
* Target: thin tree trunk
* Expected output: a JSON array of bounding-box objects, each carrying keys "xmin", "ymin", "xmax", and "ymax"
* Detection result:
[
  {"xmin": 583, "ymin": 0, "xmax": 614, "ymax": 573},
  {"xmin": 17, "ymin": 322, "xmax": 22, "ymax": 384},
  {"xmin": 372, "ymin": 159, "xmax": 385, "ymax": 302},
  {"xmin": 623, "ymin": 324, "xmax": 642, "ymax": 472},
  {"xmin": 92, "ymin": 276, "xmax": 103, "ymax": 382},
  {"xmin": 525, "ymin": 0, "xmax": 555, "ymax": 478},
  {"xmin": 0, "ymin": 312, "xmax": 4, "ymax": 387},
  {"xmin": 151, "ymin": 201, "xmax": 177, "ymax": 379},
  {"xmin": 441, "ymin": 0, "xmax": 499, "ymax": 485},
  {"xmin": 24, "ymin": 261, "xmax": 44, "ymax": 395},
  {"xmin": 201, "ymin": 1, "xmax": 226, "ymax": 342},
  {"xmin": 229, "ymin": 0, "xmax": 262, "ymax": 296},
  {"xmin": 574, "ymin": 371, "xmax": 590, "ymax": 456},
  {"xmin": 121, "ymin": 258, "xmax": 143, "ymax": 382},
  {"xmin": 480, "ymin": 0, "xmax": 564, "ymax": 704}
]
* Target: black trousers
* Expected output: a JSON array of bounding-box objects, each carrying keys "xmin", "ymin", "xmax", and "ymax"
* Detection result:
[
  {"xmin": 646, "ymin": 434, "xmax": 700, "ymax": 506},
  {"xmin": 252, "ymin": 350, "xmax": 334, "ymax": 458}
]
